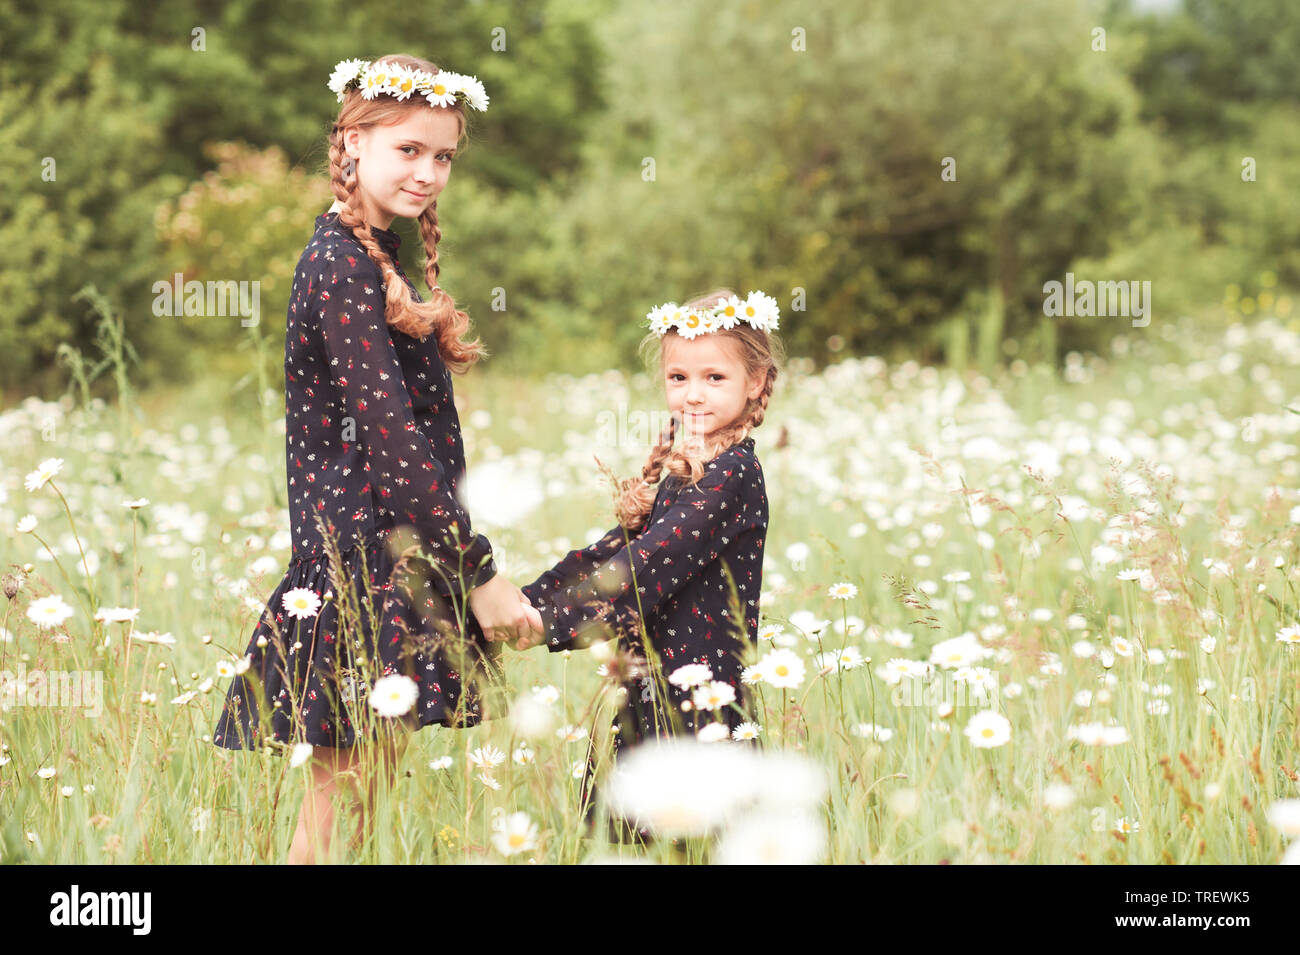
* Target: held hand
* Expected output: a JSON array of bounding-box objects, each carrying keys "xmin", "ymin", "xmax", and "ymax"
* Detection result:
[
  {"xmin": 512, "ymin": 595, "xmax": 545, "ymax": 650},
  {"xmin": 469, "ymin": 575, "xmax": 540, "ymax": 645}
]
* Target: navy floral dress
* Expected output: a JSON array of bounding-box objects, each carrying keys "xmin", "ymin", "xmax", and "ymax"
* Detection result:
[
  {"xmin": 213, "ymin": 210, "xmax": 503, "ymax": 751},
  {"xmin": 522, "ymin": 438, "xmax": 767, "ymax": 815}
]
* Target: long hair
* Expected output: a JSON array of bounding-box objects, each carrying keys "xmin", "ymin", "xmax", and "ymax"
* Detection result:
[
  {"xmin": 613, "ymin": 289, "xmax": 783, "ymax": 532},
  {"xmin": 326, "ymin": 53, "xmax": 484, "ymax": 374}
]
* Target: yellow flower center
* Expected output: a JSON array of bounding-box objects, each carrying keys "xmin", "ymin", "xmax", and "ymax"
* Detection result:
[
  {"xmin": 508, "ymin": 833, "xmax": 526, "ymax": 848},
  {"xmin": 432, "ymin": 83, "xmax": 447, "ymax": 96},
  {"xmin": 775, "ymin": 665, "xmax": 789, "ymax": 677},
  {"xmin": 981, "ymin": 727, "xmax": 995, "ymax": 738},
  {"xmin": 745, "ymin": 306, "xmax": 756, "ymax": 317},
  {"xmin": 685, "ymin": 314, "xmax": 700, "ymax": 328},
  {"xmin": 399, "ymin": 77, "xmax": 413, "ymax": 92}
]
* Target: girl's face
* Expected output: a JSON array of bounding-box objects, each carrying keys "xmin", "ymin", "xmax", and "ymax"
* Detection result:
[
  {"xmin": 662, "ymin": 332, "xmax": 764, "ymax": 441},
  {"xmin": 338, "ymin": 108, "xmax": 462, "ymax": 231}
]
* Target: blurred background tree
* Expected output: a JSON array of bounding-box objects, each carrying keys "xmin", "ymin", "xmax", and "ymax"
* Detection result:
[{"xmin": 3, "ymin": 0, "xmax": 1296, "ymax": 398}]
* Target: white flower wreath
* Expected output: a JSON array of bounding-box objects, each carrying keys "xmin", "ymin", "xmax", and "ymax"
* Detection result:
[{"xmin": 327, "ymin": 58, "xmax": 489, "ymax": 112}]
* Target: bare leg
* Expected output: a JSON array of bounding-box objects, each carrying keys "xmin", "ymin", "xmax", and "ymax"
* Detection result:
[{"xmin": 287, "ymin": 728, "xmax": 411, "ymax": 864}]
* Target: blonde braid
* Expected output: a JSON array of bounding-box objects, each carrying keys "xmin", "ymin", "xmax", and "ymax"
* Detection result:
[
  {"xmin": 614, "ymin": 414, "xmax": 679, "ymax": 532},
  {"xmin": 417, "ymin": 201, "xmax": 483, "ymax": 375}
]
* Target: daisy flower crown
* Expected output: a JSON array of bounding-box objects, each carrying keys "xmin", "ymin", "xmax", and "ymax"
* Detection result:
[
  {"xmin": 646, "ymin": 290, "xmax": 780, "ymax": 340},
  {"xmin": 327, "ymin": 58, "xmax": 489, "ymax": 111}
]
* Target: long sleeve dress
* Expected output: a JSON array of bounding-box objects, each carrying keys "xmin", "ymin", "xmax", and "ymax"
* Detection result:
[
  {"xmin": 213, "ymin": 210, "xmax": 503, "ymax": 751},
  {"xmin": 521, "ymin": 438, "xmax": 768, "ymax": 812}
]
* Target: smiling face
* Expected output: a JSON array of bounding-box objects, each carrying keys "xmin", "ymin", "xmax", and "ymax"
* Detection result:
[
  {"xmin": 662, "ymin": 332, "xmax": 764, "ymax": 441},
  {"xmin": 334, "ymin": 107, "xmax": 463, "ymax": 231}
]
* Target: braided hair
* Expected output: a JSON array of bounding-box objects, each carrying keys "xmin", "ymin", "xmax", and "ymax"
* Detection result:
[
  {"xmin": 613, "ymin": 289, "xmax": 782, "ymax": 531},
  {"xmin": 326, "ymin": 52, "xmax": 484, "ymax": 374}
]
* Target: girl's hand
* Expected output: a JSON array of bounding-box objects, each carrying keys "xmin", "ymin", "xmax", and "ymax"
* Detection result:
[
  {"xmin": 469, "ymin": 575, "xmax": 542, "ymax": 645},
  {"xmin": 513, "ymin": 594, "xmax": 545, "ymax": 650}
]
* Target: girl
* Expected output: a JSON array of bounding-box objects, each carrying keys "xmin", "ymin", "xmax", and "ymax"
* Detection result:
[
  {"xmin": 520, "ymin": 288, "xmax": 782, "ymax": 837},
  {"xmin": 212, "ymin": 54, "xmax": 541, "ymax": 864}
]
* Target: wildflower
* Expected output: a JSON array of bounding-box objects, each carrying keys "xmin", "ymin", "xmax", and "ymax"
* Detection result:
[
  {"xmin": 429, "ymin": 756, "xmax": 453, "ymax": 770},
  {"xmin": 467, "ymin": 745, "xmax": 506, "ymax": 770},
  {"xmin": 697, "ymin": 722, "xmax": 730, "ymax": 742},
  {"xmin": 369, "ymin": 674, "xmax": 418, "ymax": 717},
  {"xmin": 1265, "ymin": 799, "xmax": 1300, "ymax": 838},
  {"xmin": 491, "ymin": 811, "xmax": 540, "ymax": 856},
  {"xmin": 478, "ymin": 772, "xmax": 502, "ymax": 791},
  {"xmin": 93, "ymin": 607, "xmax": 140, "ymax": 624},
  {"xmin": 289, "ymin": 743, "xmax": 314, "ymax": 769},
  {"xmin": 1111, "ymin": 636, "xmax": 1134, "ymax": 657},
  {"xmin": 512, "ymin": 744, "xmax": 535, "ymax": 765},
  {"xmin": 24, "ymin": 457, "xmax": 63, "ymax": 492},
  {"xmin": 668, "ymin": 663, "xmax": 713, "ymax": 689},
  {"xmin": 532, "ymin": 684, "xmax": 560, "ymax": 705},
  {"xmin": 851, "ymin": 723, "xmax": 894, "ymax": 742},
  {"xmin": 732, "ymin": 722, "xmax": 762, "ymax": 741},
  {"xmin": 963, "ymin": 710, "xmax": 1011, "ymax": 749},
  {"xmin": 757, "ymin": 648, "xmax": 806, "ymax": 689},
  {"xmin": 36, "ymin": 766, "xmax": 56, "ymax": 780},
  {"xmin": 1276, "ymin": 625, "xmax": 1300, "ymax": 646},
  {"xmin": 1043, "ymin": 783, "xmax": 1075, "ymax": 810},
  {"xmin": 282, "ymin": 587, "xmax": 322, "ymax": 620},
  {"xmin": 26, "ymin": 594, "xmax": 74, "ymax": 629},
  {"xmin": 15, "ymin": 515, "xmax": 37, "ymax": 534},
  {"xmin": 557, "ymin": 724, "xmax": 588, "ymax": 743},
  {"xmin": 827, "ymin": 582, "xmax": 857, "ymax": 600},
  {"xmin": 692, "ymin": 681, "xmax": 736, "ymax": 711},
  {"xmin": 1114, "ymin": 816, "xmax": 1140, "ymax": 835},
  {"xmin": 715, "ymin": 809, "xmax": 826, "ymax": 865}
]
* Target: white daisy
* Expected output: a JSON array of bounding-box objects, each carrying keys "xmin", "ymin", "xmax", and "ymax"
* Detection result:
[
  {"xmin": 715, "ymin": 295, "xmax": 743, "ymax": 330},
  {"xmin": 93, "ymin": 607, "xmax": 140, "ymax": 624},
  {"xmin": 757, "ymin": 648, "xmax": 805, "ymax": 689},
  {"xmin": 697, "ymin": 722, "xmax": 730, "ymax": 742},
  {"xmin": 1111, "ymin": 636, "xmax": 1134, "ymax": 657},
  {"xmin": 1043, "ymin": 782, "xmax": 1075, "ymax": 810},
  {"xmin": 742, "ymin": 291, "xmax": 780, "ymax": 331},
  {"xmin": 26, "ymin": 594, "xmax": 74, "ymax": 629},
  {"xmin": 962, "ymin": 710, "xmax": 1011, "ymax": 748},
  {"xmin": 646, "ymin": 303, "xmax": 678, "ymax": 336},
  {"xmin": 827, "ymin": 582, "xmax": 858, "ymax": 600},
  {"xmin": 532, "ymin": 684, "xmax": 560, "ymax": 705},
  {"xmin": 715, "ymin": 808, "xmax": 825, "ymax": 864},
  {"xmin": 1265, "ymin": 799, "xmax": 1300, "ymax": 838},
  {"xmin": 468, "ymin": 744, "xmax": 506, "ymax": 769},
  {"xmin": 557, "ymin": 724, "xmax": 588, "ymax": 743},
  {"xmin": 478, "ymin": 772, "xmax": 502, "ymax": 791},
  {"xmin": 282, "ymin": 587, "xmax": 322, "ymax": 620},
  {"xmin": 668, "ymin": 663, "xmax": 714, "ymax": 689},
  {"xmin": 757, "ymin": 624, "xmax": 785, "ymax": 641},
  {"xmin": 170, "ymin": 691, "xmax": 196, "ymax": 706},
  {"xmin": 459, "ymin": 74, "xmax": 489, "ymax": 111},
  {"xmin": 327, "ymin": 58, "xmax": 368, "ymax": 99},
  {"xmin": 851, "ymin": 722, "xmax": 894, "ymax": 742},
  {"xmin": 24, "ymin": 457, "xmax": 63, "ymax": 492},
  {"xmin": 130, "ymin": 631, "xmax": 176, "ymax": 646},
  {"xmin": 429, "ymin": 756, "xmax": 453, "ymax": 770},
  {"xmin": 696, "ymin": 309, "xmax": 720, "ymax": 336},
  {"xmin": 691, "ymin": 681, "xmax": 736, "ymax": 711},
  {"xmin": 732, "ymin": 721, "xmax": 762, "ymax": 741},
  {"xmin": 512, "ymin": 744, "xmax": 535, "ymax": 765},
  {"xmin": 385, "ymin": 64, "xmax": 419, "ymax": 101},
  {"xmin": 122, "ymin": 497, "xmax": 150, "ymax": 509},
  {"xmin": 289, "ymin": 743, "xmax": 314, "ymax": 769},
  {"xmin": 423, "ymin": 70, "xmax": 459, "ymax": 108},
  {"xmin": 491, "ymin": 811, "xmax": 539, "ymax": 856},
  {"xmin": 676, "ymin": 309, "xmax": 707, "ymax": 340},
  {"xmin": 1276, "ymin": 625, "xmax": 1300, "ymax": 645},
  {"xmin": 16, "ymin": 515, "xmax": 37, "ymax": 534},
  {"xmin": 36, "ymin": 766, "xmax": 56, "ymax": 780},
  {"xmin": 1114, "ymin": 816, "xmax": 1140, "ymax": 834},
  {"xmin": 368, "ymin": 674, "xmax": 418, "ymax": 718}
]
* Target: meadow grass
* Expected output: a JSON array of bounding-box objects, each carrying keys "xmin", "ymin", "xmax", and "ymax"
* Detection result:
[{"xmin": 2, "ymin": 313, "xmax": 1298, "ymax": 864}]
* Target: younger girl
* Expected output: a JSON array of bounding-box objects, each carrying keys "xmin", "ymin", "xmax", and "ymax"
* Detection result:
[
  {"xmin": 212, "ymin": 54, "xmax": 541, "ymax": 864},
  {"xmin": 521, "ymin": 289, "xmax": 782, "ymax": 833}
]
